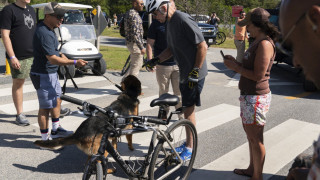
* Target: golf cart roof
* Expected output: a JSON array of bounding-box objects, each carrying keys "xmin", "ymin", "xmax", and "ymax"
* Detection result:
[{"xmin": 32, "ymin": 3, "xmax": 93, "ymax": 10}]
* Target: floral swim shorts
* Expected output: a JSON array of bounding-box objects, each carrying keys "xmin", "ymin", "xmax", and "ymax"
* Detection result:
[{"xmin": 239, "ymin": 92, "xmax": 271, "ymax": 126}]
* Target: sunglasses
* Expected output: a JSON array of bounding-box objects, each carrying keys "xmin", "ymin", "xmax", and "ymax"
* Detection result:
[
  {"xmin": 275, "ymin": 12, "xmax": 306, "ymax": 56},
  {"xmin": 50, "ymin": 14, "xmax": 64, "ymax": 20}
]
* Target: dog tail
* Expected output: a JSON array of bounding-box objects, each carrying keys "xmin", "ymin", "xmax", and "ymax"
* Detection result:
[{"xmin": 34, "ymin": 135, "xmax": 79, "ymax": 150}]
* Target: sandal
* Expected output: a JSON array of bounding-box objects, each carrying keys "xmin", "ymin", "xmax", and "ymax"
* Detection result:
[{"xmin": 233, "ymin": 168, "xmax": 252, "ymax": 177}]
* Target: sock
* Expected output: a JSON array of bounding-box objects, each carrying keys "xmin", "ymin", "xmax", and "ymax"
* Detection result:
[
  {"xmin": 52, "ymin": 118, "xmax": 60, "ymax": 131},
  {"xmin": 40, "ymin": 129, "xmax": 49, "ymax": 140},
  {"xmin": 186, "ymin": 147, "xmax": 193, "ymax": 153}
]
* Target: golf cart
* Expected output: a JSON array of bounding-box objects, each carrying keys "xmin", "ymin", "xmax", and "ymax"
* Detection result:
[{"xmin": 32, "ymin": 3, "xmax": 106, "ymax": 78}]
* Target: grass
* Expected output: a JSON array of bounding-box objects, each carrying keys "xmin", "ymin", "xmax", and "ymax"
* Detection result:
[
  {"xmin": 100, "ymin": 46, "xmax": 130, "ymax": 70},
  {"xmin": 101, "ymin": 26, "xmax": 124, "ymax": 38}
]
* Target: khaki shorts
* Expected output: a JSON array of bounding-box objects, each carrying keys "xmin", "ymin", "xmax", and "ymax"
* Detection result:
[{"xmin": 8, "ymin": 57, "xmax": 33, "ymax": 79}]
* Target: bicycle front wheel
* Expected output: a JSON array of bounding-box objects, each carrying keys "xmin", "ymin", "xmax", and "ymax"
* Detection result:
[
  {"xmin": 149, "ymin": 119, "xmax": 198, "ymax": 180},
  {"xmin": 82, "ymin": 161, "xmax": 105, "ymax": 180}
]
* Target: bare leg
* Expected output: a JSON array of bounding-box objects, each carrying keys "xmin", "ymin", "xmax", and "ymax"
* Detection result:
[
  {"xmin": 50, "ymin": 98, "xmax": 61, "ymax": 119},
  {"xmin": 184, "ymin": 105, "xmax": 196, "ymax": 148},
  {"xmin": 12, "ymin": 78, "xmax": 25, "ymax": 115},
  {"xmin": 38, "ymin": 108, "xmax": 50, "ymax": 130},
  {"xmin": 244, "ymin": 125, "xmax": 265, "ymax": 180}
]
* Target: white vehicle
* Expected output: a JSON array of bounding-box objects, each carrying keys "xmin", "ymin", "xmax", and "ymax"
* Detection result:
[{"xmin": 32, "ymin": 3, "xmax": 106, "ymax": 78}]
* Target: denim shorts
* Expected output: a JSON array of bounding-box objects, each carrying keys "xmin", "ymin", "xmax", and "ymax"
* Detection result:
[
  {"xmin": 30, "ymin": 72, "xmax": 61, "ymax": 109},
  {"xmin": 179, "ymin": 78, "xmax": 205, "ymax": 107},
  {"xmin": 239, "ymin": 92, "xmax": 272, "ymax": 126}
]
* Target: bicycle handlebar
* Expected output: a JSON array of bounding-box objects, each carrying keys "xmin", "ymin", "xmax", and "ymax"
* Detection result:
[
  {"xmin": 60, "ymin": 94, "xmax": 107, "ymax": 114},
  {"xmin": 61, "ymin": 95, "xmax": 167, "ymax": 126}
]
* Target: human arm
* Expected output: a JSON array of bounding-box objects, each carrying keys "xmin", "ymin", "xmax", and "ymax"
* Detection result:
[
  {"xmin": 193, "ymin": 41, "xmax": 208, "ymax": 69},
  {"xmin": 46, "ymin": 54, "xmax": 87, "ymax": 67},
  {"xmin": 143, "ymin": 48, "xmax": 173, "ymax": 68},
  {"xmin": 224, "ymin": 40, "xmax": 273, "ymax": 81},
  {"xmin": 1, "ymin": 29, "xmax": 20, "ymax": 69},
  {"xmin": 146, "ymin": 38, "xmax": 156, "ymax": 71},
  {"xmin": 146, "ymin": 38, "xmax": 155, "ymax": 60}
]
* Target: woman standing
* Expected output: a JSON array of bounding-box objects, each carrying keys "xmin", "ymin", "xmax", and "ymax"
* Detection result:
[{"xmin": 223, "ymin": 8, "xmax": 279, "ymax": 180}]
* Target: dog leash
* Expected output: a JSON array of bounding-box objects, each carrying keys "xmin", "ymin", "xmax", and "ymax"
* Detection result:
[{"xmin": 88, "ymin": 64, "xmax": 123, "ymax": 92}]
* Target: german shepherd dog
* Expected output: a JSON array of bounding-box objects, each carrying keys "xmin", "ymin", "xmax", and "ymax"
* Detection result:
[{"xmin": 34, "ymin": 75, "xmax": 141, "ymax": 173}]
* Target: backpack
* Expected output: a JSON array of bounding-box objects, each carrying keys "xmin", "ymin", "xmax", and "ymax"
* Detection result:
[{"xmin": 119, "ymin": 18, "xmax": 125, "ymax": 37}]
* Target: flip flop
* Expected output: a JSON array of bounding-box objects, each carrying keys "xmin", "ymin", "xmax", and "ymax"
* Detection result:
[{"xmin": 233, "ymin": 169, "xmax": 252, "ymax": 177}]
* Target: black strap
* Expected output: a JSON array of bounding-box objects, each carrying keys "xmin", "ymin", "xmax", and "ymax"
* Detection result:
[{"xmin": 62, "ymin": 66, "xmax": 78, "ymax": 94}]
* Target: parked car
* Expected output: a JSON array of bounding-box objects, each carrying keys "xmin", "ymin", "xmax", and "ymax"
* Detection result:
[
  {"xmin": 265, "ymin": 8, "xmax": 317, "ymax": 91},
  {"xmin": 190, "ymin": 14, "xmax": 210, "ymax": 24},
  {"xmin": 191, "ymin": 15, "xmax": 226, "ymax": 47}
]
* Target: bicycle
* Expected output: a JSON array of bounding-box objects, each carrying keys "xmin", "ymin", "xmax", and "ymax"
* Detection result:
[{"xmin": 61, "ymin": 93, "xmax": 198, "ymax": 180}]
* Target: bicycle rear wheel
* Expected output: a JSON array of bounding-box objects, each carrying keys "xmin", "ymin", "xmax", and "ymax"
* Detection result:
[
  {"xmin": 148, "ymin": 119, "xmax": 198, "ymax": 180},
  {"xmin": 82, "ymin": 160, "xmax": 105, "ymax": 180},
  {"xmin": 120, "ymin": 55, "xmax": 131, "ymax": 76},
  {"xmin": 216, "ymin": 32, "xmax": 226, "ymax": 45}
]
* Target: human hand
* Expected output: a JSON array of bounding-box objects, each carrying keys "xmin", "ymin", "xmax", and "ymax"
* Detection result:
[
  {"xmin": 75, "ymin": 59, "xmax": 88, "ymax": 67},
  {"xmin": 141, "ymin": 48, "xmax": 146, "ymax": 55},
  {"xmin": 223, "ymin": 55, "xmax": 239, "ymax": 71},
  {"xmin": 188, "ymin": 68, "xmax": 199, "ymax": 89},
  {"xmin": 10, "ymin": 57, "xmax": 20, "ymax": 69},
  {"xmin": 142, "ymin": 57, "xmax": 160, "ymax": 69}
]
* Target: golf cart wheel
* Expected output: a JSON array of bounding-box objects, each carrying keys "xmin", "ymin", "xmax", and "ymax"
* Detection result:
[
  {"xmin": 93, "ymin": 58, "xmax": 107, "ymax": 75},
  {"xmin": 58, "ymin": 65, "xmax": 76, "ymax": 79}
]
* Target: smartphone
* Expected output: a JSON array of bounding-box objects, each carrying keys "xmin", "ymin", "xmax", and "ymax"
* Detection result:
[{"xmin": 220, "ymin": 50, "xmax": 225, "ymax": 59}]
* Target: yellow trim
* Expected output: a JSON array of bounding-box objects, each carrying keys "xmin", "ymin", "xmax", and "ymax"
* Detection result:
[{"xmin": 5, "ymin": 58, "xmax": 11, "ymax": 75}]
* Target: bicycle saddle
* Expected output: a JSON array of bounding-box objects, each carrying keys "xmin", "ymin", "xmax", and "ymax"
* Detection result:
[{"xmin": 150, "ymin": 93, "xmax": 179, "ymax": 107}]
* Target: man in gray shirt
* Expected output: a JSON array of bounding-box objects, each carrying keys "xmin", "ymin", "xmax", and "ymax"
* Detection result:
[{"xmin": 144, "ymin": 0, "xmax": 208, "ymax": 161}]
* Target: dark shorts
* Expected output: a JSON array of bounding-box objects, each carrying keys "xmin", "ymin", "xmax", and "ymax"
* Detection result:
[
  {"xmin": 30, "ymin": 72, "xmax": 61, "ymax": 109},
  {"xmin": 180, "ymin": 78, "xmax": 205, "ymax": 107}
]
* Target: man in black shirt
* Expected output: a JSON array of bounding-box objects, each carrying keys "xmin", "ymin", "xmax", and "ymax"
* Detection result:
[{"xmin": 0, "ymin": 0, "xmax": 36, "ymax": 126}]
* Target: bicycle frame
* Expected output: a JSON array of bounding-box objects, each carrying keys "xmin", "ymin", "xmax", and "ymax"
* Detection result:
[{"xmin": 89, "ymin": 121, "xmax": 183, "ymax": 180}]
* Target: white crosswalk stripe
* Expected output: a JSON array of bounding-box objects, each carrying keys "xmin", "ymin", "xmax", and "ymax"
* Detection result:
[
  {"xmin": 189, "ymin": 119, "xmax": 320, "ymax": 180},
  {"xmin": 0, "ymin": 75, "xmax": 317, "ymax": 180}
]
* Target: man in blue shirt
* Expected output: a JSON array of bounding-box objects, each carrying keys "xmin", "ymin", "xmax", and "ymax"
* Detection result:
[
  {"xmin": 30, "ymin": 2, "xmax": 87, "ymax": 141},
  {"xmin": 146, "ymin": 19, "xmax": 182, "ymax": 119}
]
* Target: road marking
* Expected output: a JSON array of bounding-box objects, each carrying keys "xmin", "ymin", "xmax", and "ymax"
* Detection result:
[
  {"xmin": 285, "ymin": 92, "xmax": 314, "ymax": 99},
  {"xmin": 189, "ymin": 119, "xmax": 320, "ymax": 180},
  {"xmin": 0, "ymin": 75, "xmax": 109, "ymax": 98}
]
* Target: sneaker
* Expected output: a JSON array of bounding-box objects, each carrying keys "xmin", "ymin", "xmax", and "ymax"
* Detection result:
[
  {"xmin": 174, "ymin": 142, "xmax": 186, "ymax": 154},
  {"xmin": 60, "ymin": 107, "xmax": 71, "ymax": 118},
  {"xmin": 51, "ymin": 126, "xmax": 73, "ymax": 139},
  {"xmin": 15, "ymin": 113, "xmax": 30, "ymax": 126},
  {"xmin": 179, "ymin": 148, "xmax": 192, "ymax": 161}
]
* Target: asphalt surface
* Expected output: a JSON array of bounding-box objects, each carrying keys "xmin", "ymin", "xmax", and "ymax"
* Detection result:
[{"xmin": 1, "ymin": 36, "xmax": 320, "ymax": 180}]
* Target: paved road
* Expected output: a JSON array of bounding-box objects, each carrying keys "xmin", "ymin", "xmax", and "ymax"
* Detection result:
[{"xmin": 0, "ymin": 45, "xmax": 319, "ymax": 179}]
